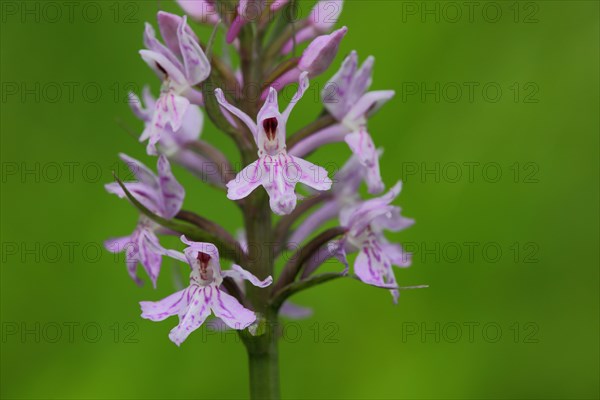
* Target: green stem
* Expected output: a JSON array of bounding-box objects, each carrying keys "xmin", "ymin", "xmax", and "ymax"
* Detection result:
[
  {"xmin": 243, "ymin": 191, "xmax": 280, "ymax": 400},
  {"xmin": 246, "ymin": 310, "xmax": 281, "ymax": 400}
]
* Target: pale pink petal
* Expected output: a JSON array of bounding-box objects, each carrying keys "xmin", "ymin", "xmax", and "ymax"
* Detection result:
[
  {"xmin": 211, "ymin": 288, "xmax": 256, "ymax": 330},
  {"xmin": 178, "ymin": 15, "xmax": 211, "ymax": 84},
  {"xmin": 354, "ymin": 246, "xmax": 391, "ymax": 287},
  {"xmin": 346, "ymin": 90, "xmax": 395, "ymax": 121},
  {"xmin": 381, "ymin": 242, "xmax": 412, "ymax": 268},
  {"xmin": 226, "ymin": 160, "xmax": 262, "ymax": 200},
  {"xmin": 282, "ymin": 72, "xmax": 310, "ymax": 121},
  {"xmin": 138, "ymin": 229, "xmax": 163, "ymax": 287},
  {"xmin": 139, "ymin": 49, "xmax": 187, "ymax": 87},
  {"xmin": 118, "ymin": 153, "xmax": 159, "ymax": 187},
  {"xmin": 104, "ymin": 235, "xmax": 133, "ymax": 254},
  {"xmin": 143, "ymin": 23, "xmax": 183, "ymax": 73},
  {"xmin": 140, "ymin": 288, "xmax": 189, "ymax": 321},
  {"xmin": 290, "ymin": 156, "xmax": 333, "ymax": 191},
  {"xmin": 322, "ymin": 50, "xmax": 358, "ymax": 119},
  {"xmin": 310, "ymin": 0, "xmax": 344, "ymax": 32},
  {"xmin": 214, "ymin": 88, "xmax": 258, "ymax": 139},
  {"xmin": 262, "ymin": 156, "xmax": 297, "ymax": 215},
  {"xmin": 177, "ymin": 0, "xmax": 220, "ymax": 24},
  {"xmin": 298, "ymin": 27, "xmax": 347, "ymax": 76},
  {"xmin": 344, "ymin": 129, "xmax": 382, "ymax": 194},
  {"xmin": 157, "ymin": 12, "xmax": 185, "ymax": 57},
  {"xmin": 169, "ymin": 286, "xmax": 212, "ymax": 345},
  {"xmin": 157, "ymin": 155, "xmax": 185, "ymax": 218},
  {"xmin": 222, "ymin": 264, "xmax": 273, "ymax": 288}
]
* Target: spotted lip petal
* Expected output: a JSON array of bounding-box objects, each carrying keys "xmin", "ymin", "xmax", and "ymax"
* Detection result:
[
  {"xmin": 140, "ymin": 235, "xmax": 263, "ymax": 345},
  {"xmin": 337, "ymin": 181, "xmax": 414, "ymax": 302},
  {"xmin": 145, "ymin": 92, "xmax": 191, "ymax": 155}
]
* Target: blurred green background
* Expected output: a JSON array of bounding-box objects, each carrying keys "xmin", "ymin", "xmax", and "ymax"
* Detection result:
[{"xmin": 1, "ymin": 1, "xmax": 598, "ymax": 399}]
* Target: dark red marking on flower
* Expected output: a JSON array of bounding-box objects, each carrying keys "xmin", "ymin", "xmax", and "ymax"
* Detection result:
[
  {"xmin": 263, "ymin": 117, "xmax": 278, "ymax": 141},
  {"xmin": 156, "ymin": 62, "xmax": 168, "ymax": 77},
  {"xmin": 197, "ymin": 252, "xmax": 211, "ymax": 280}
]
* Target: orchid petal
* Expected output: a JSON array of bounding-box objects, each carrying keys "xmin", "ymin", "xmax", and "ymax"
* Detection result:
[
  {"xmin": 290, "ymin": 156, "xmax": 333, "ymax": 191},
  {"xmin": 169, "ymin": 286, "xmax": 212, "ymax": 345},
  {"xmin": 140, "ymin": 288, "xmax": 189, "ymax": 321},
  {"xmin": 177, "ymin": 0, "xmax": 220, "ymax": 24},
  {"xmin": 178, "ymin": 15, "xmax": 211, "ymax": 84},
  {"xmin": 139, "ymin": 49, "xmax": 188, "ymax": 87},
  {"xmin": 346, "ymin": 90, "xmax": 395, "ymax": 122},
  {"xmin": 157, "ymin": 12, "xmax": 185, "ymax": 57},
  {"xmin": 145, "ymin": 92, "xmax": 191, "ymax": 155},
  {"xmin": 105, "ymin": 181, "xmax": 162, "ymax": 213},
  {"xmin": 143, "ymin": 23, "xmax": 183, "ymax": 73},
  {"xmin": 104, "ymin": 235, "xmax": 133, "ymax": 254},
  {"xmin": 174, "ymin": 103, "xmax": 203, "ymax": 144},
  {"xmin": 222, "ymin": 264, "xmax": 273, "ymax": 288},
  {"xmin": 381, "ymin": 243, "xmax": 412, "ymax": 267},
  {"xmin": 282, "ymin": 72, "xmax": 310, "ymax": 121},
  {"xmin": 344, "ymin": 128, "xmax": 383, "ymax": 194},
  {"xmin": 226, "ymin": 160, "xmax": 262, "ymax": 200},
  {"xmin": 262, "ymin": 156, "xmax": 297, "ymax": 215},
  {"xmin": 211, "ymin": 288, "xmax": 256, "ymax": 330},
  {"xmin": 348, "ymin": 55, "xmax": 374, "ymax": 103},
  {"xmin": 310, "ymin": 0, "xmax": 344, "ymax": 31},
  {"xmin": 322, "ymin": 50, "xmax": 358, "ymax": 119},
  {"xmin": 138, "ymin": 229, "xmax": 163, "ymax": 287},
  {"xmin": 354, "ymin": 246, "xmax": 396, "ymax": 288},
  {"xmin": 157, "ymin": 155, "xmax": 185, "ymax": 218},
  {"xmin": 118, "ymin": 153, "xmax": 159, "ymax": 187},
  {"xmin": 214, "ymin": 88, "xmax": 258, "ymax": 139},
  {"xmin": 128, "ymin": 91, "xmax": 152, "ymax": 121},
  {"xmin": 298, "ymin": 26, "xmax": 347, "ymax": 76}
]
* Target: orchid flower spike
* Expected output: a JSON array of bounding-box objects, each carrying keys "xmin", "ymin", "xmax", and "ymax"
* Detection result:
[
  {"xmin": 140, "ymin": 236, "xmax": 272, "ymax": 346},
  {"xmin": 339, "ymin": 182, "xmax": 414, "ymax": 303},
  {"xmin": 139, "ymin": 12, "xmax": 211, "ymax": 155},
  {"xmin": 104, "ymin": 154, "xmax": 185, "ymax": 287},
  {"xmin": 282, "ymin": 0, "xmax": 344, "ymax": 54},
  {"xmin": 215, "ymin": 72, "xmax": 333, "ymax": 215},
  {"xmin": 177, "ymin": 0, "xmax": 220, "ymax": 25}
]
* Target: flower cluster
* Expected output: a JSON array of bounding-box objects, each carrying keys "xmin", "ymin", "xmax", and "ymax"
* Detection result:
[{"xmin": 105, "ymin": 0, "xmax": 419, "ymax": 348}]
